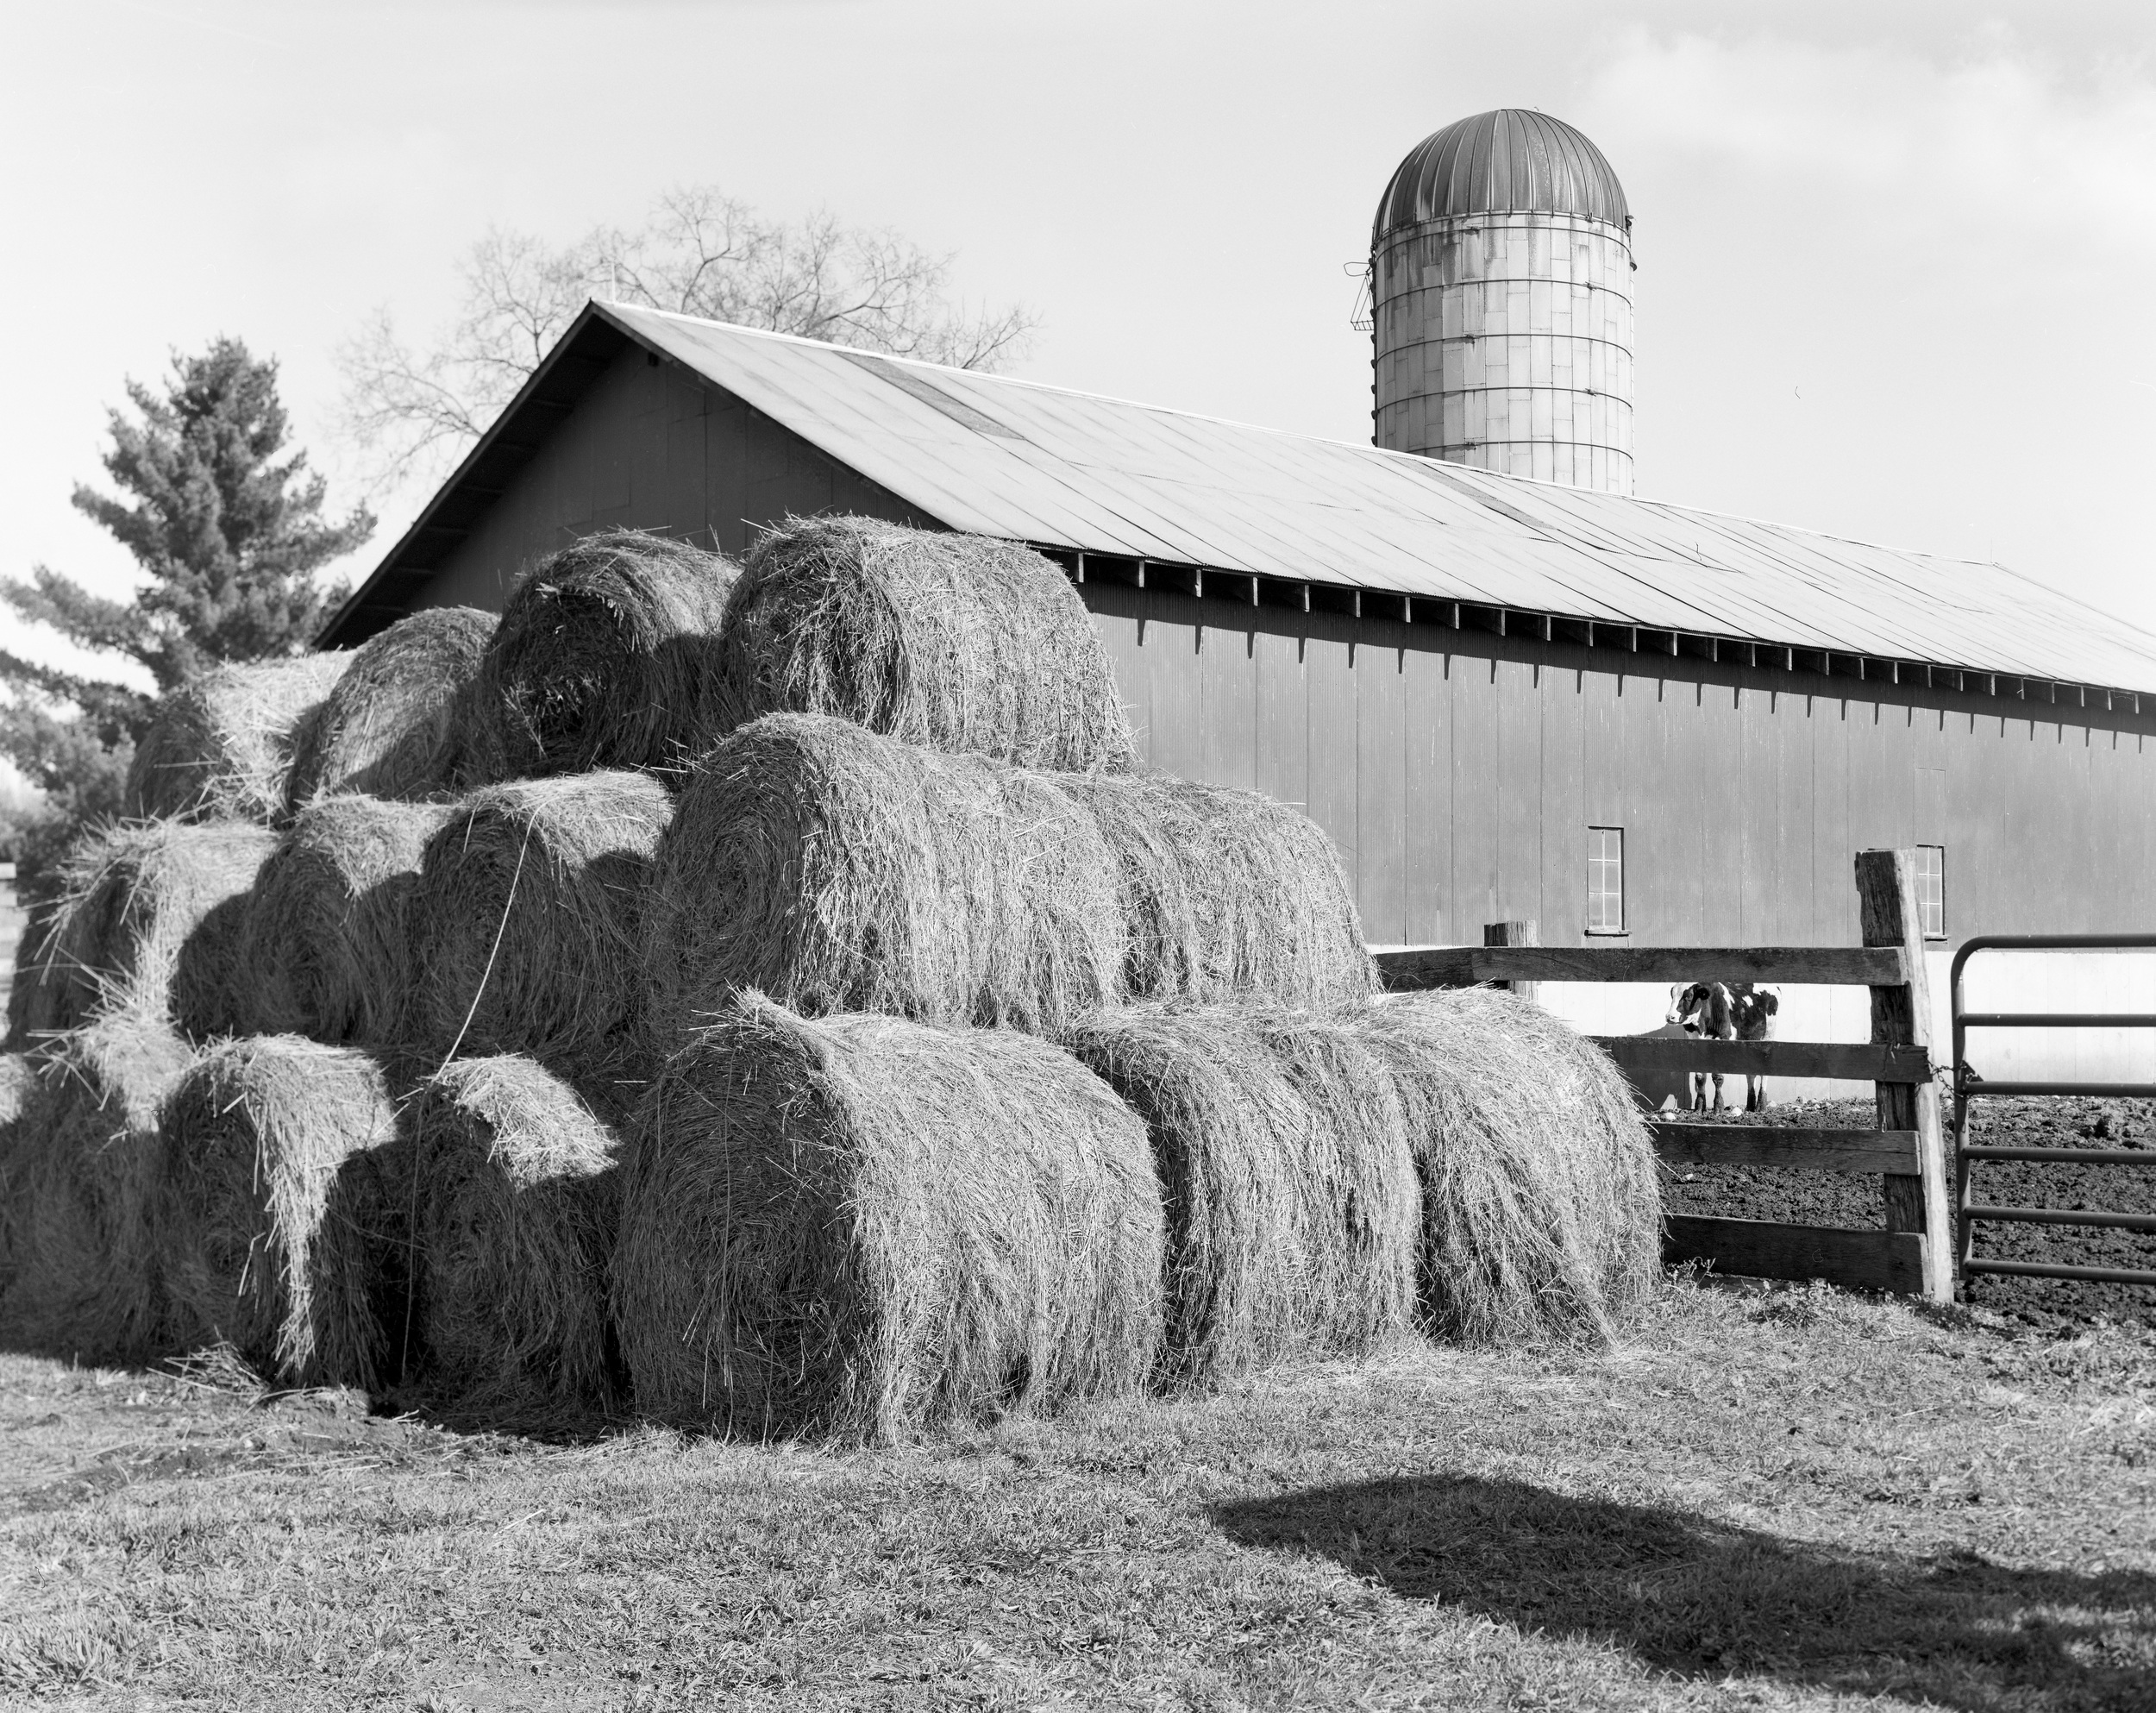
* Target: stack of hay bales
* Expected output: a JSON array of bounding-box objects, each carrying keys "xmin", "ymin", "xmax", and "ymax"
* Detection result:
[{"xmin": 0, "ymin": 515, "xmax": 1658, "ymax": 1434}]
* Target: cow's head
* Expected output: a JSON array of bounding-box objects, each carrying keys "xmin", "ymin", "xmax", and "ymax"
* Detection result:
[{"xmin": 1670, "ymin": 982, "xmax": 1734, "ymax": 1035}]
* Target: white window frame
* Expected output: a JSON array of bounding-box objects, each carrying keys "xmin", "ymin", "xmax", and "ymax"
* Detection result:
[
  {"xmin": 1586, "ymin": 826, "xmax": 1626, "ymax": 936},
  {"xmin": 1914, "ymin": 844, "xmax": 1946, "ymax": 940}
]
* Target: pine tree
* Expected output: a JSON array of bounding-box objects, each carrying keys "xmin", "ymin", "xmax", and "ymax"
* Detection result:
[{"xmin": 0, "ymin": 337, "xmax": 372, "ymax": 883}]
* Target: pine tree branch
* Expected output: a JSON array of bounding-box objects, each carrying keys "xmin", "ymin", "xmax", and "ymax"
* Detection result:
[{"xmin": 2, "ymin": 566, "xmax": 146, "ymax": 656}]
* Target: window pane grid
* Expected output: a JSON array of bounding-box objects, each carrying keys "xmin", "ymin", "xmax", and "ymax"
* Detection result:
[
  {"xmin": 1587, "ymin": 826, "xmax": 1623, "ymax": 933},
  {"xmin": 1915, "ymin": 845, "xmax": 1945, "ymax": 939}
]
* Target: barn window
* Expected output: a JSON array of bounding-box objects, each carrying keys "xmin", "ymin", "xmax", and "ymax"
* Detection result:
[
  {"xmin": 1586, "ymin": 826, "xmax": 1625, "ymax": 934},
  {"xmin": 1914, "ymin": 845, "xmax": 1946, "ymax": 939}
]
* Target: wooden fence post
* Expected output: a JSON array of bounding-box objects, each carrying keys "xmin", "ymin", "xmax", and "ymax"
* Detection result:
[
  {"xmin": 1484, "ymin": 919, "xmax": 1539, "ymax": 1005},
  {"xmin": 1854, "ymin": 850, "xmax": 1954, "ymax": 1303}
]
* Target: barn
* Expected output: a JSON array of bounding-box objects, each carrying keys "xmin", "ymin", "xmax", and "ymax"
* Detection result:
[{"xmin": 320, "ymin": 113, "xmax": 2156, "ymax": 1092}]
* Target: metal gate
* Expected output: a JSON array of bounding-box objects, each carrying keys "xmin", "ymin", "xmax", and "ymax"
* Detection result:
[{"xmin": 1951, "ymin": 933, "xmax": 2156, "ymax": 1289}]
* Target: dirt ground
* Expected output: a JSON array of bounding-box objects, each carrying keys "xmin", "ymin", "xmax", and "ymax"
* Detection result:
[{"xmin": 1663, "ymin": 1095, "xmax": 2156, "ymax": 1329}]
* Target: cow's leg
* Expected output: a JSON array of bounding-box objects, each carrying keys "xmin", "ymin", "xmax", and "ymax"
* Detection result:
[
  {"xmin": 1689, "ymin": 1072, "xmax": 1706, "ymax": 1112},
  {"xmin": 1708, "ymin": 1071, "xmax": 1725, "ymax": 1112}
]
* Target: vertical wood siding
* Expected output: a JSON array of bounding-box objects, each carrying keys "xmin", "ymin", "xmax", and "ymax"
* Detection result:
[{"xmin": 1081, "ymin": 580, "xmax": 2156, "ymax": 952}]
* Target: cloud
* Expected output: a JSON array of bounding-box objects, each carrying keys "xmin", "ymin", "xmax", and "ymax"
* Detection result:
[{"xmin": 1591, "ymin": 28, "xmax": 2156, "ymax": 261}]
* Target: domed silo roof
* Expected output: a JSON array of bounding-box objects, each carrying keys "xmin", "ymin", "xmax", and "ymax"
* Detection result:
[{"xmin": 1373, "ymin": 109, "xmax": 1629, "ymax": 243}]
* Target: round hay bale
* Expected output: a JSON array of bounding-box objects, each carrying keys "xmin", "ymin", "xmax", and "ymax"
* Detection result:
[
  {"xmin": 244, "ymin": 796, "xmax": 454, "ymax": 1045},
  {"xmin": 285, "ymin": 606, "xmax": 496, "ymax": 812},
  {"xmin": 1062, "ymin": 1004, "xmax": 1418, "ymax": 1381},
  {"xmin": 409, "ymin": 1055, "xmax": 625, "ymax": 1423},
  {"xmin": 1057, "ymin": 769, "xmax": 1376, "ymax": 1010},
  {"xmin": 612, "ymin": 994, "xmax": 1165, "ymax": 1441},
  {"xmin": 155, "ymin": 1037, "xmax": 406, "ymax": 1389},
  {"xmin": 5, "ymin": 819, "xmax": 276, "ymax": 1050},
  {"xmin": 412, "ymin": 770, "xmax": 673, "ymax": 1077},
  {"xmin": 0, "ymin": 1012, "xmax": 196, "ymax": 1364},
  {"xmin": 1356, "ymin": 987, "xmax": 1662, "ymax": 1346},
  {"xmin": 126, "ymin": 652, "xmax": 353, "ymax": 823},
  {"xmin": 647, "ymin": 713, "xmax": 1121, "ymax": 1044},
  {"xmin": 713, "ymin": 516, "xmax": 1136, "ymax": 771},
  {"xmin": 464, "ymin": 530, "xmax": 736, "ymax": 784}
]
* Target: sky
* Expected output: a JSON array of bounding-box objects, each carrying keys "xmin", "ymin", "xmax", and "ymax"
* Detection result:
[{"xmin": 3, "ymin": 0, "xmax": 2153, "ymax": 693}]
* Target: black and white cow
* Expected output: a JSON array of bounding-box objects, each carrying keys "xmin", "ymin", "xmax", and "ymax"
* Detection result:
[{"xmin": 1667, "ymin": 981, "xmax": 1734, "ymax": 1112}]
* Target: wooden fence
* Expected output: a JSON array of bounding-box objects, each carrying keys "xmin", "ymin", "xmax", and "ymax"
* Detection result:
[{"xmin": 1374, "ymin": 848, "xmax": 1954, "ymax": 1304}]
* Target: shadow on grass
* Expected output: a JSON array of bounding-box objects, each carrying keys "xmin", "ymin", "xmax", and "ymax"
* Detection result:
[{"xmin": 1214, "ymin": 1475, "xmax": 2153, "ymax": 1711}]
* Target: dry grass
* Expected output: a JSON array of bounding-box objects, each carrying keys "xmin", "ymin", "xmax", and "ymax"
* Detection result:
[
  {"xmin": 612, "ymin": 994, "xmax": 1165, "ymax": 1443},
  {"xmin": 715, "ymin": 515, "xmax": 1137, "ymax": 771},
  {"xmin": 284, "ymin": 606, "xmax": 495, "ymax": 812},
  {"xmin": 0, "ymin": 1012, "xmax": 196, "ymax": 1365},
  {"xmin": 1363, "ymin": 987, "xmax": 1664, "ymax": 1346},
  {"xmin": 411, "ymin": 770, "xmax": 674, "ymax": 1080},
  {"xmin": 465, "ymin": 530, "xmax": 736, "ymax": 783},
  {"xmin": 5, "ymin": 820, "xmax": 275, "ymax": 1050},
  {"xmin": 407, "ymin": 1054, "xmax": 625, "ymax": 1427},
  {"xmin": 124, "ymin": 654, "xmax": 352, "ymax": 824},
  {"xmin": 648, "ymin": 712, "xmax": 1122, "ymax": 1042},
  {"xmin": 243, "ymin": 795, "xmax": 453, "ymax": 1046},
  {"xmin": 154, "ymin": 1037, "xmax": 406, "ymax": 1390},
  {"xmin": 1062, "ymin": 1004, "xmax": 1418, "ymax": 1381},
  {"xmin": 1, "ymin": 1281, "xmax": 2147, "ymax": 1710}
]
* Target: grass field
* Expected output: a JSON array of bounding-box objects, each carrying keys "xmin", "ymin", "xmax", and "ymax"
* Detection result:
[{"xmin": 2, "ymin": 1276, "xmax": 2150, "ymax": 1710}]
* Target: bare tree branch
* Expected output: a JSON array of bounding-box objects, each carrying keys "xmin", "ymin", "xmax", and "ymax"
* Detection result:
[{"xmin": 337, "ymin": 188, "xmax": 1041, "ymax": 490}]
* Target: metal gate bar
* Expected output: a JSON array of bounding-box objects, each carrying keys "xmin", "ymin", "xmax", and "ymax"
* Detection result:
[
  {"xmin": 1951, "ymin": 934, "xmax": 2156, "ymax": 1289},
  {"xmin": 1963, "ymin": 1145, "xmax": 2153, "ymax": 1164},
  {"xmin": 1962, "ymin": 1205, "xmax": 2156, "ymax": 1232},
  {"xmin": 1964, "ymin": 1259, "xmax": 2156, "ymax": 1286}
]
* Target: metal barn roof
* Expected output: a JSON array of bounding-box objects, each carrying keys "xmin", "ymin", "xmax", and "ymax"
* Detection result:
[
  {"xmin": 1373, "ymin": 108, "xmax": 1631, "ymax": 240},
  {"xmin": 340, "ymin": 300, "xmax": 2156, "ymax": 701}
]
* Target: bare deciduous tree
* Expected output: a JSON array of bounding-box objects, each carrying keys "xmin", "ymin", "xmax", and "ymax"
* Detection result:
[{"xmin": 340, "ymin": 189, "xmax": 1040, "ymax": 486}]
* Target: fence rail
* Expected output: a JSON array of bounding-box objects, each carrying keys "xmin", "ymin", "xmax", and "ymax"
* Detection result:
[
  {"xmin": 1591, "ymin": 1037, "xmax": 1932, "ymax": 1082},
  {"xmin": 1650, "ymin": 1124, "xmax": 1921, "ymax": 1173},
  {"xmin": 1377, "ymin": 850, "xmax": 1953, "ymax": 1304},
  {"xmin": 1378, "ymin": 945, "xmax": 1907, "ymax": 989}
]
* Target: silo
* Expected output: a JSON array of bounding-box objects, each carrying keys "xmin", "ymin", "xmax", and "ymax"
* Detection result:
[{"xmin": 1371, "ymin": 109, "xmax": 1634, "ymax": 493}]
